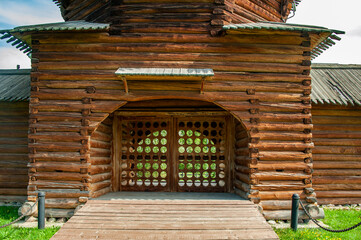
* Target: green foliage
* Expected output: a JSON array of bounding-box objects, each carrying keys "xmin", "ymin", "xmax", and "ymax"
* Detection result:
[
  {"xmin": 0, "ymin": 206, "xmax": 59, "ymax": 240},
  {"xmin": 275, "ymin": 208, "xmax": 361, "ymax": 240}
]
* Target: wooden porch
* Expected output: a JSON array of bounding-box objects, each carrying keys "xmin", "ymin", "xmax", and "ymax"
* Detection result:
[{"xmin": 51, "ymin": 192, "xmax": 278, "ymax": 240}]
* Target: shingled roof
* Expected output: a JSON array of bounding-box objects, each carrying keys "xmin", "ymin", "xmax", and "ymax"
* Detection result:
[
  {"xmin": 311, "ymin": 64, "xmax": 361, "ymax": 106},
  {"xmin": 0, "ymin": 69, "xmax": 30, "ymax": 101}
]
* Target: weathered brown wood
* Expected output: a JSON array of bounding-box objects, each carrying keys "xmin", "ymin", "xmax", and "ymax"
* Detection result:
[{"xmin": 0, "ymin": 102, "xmax": 29, "ymax": 202}]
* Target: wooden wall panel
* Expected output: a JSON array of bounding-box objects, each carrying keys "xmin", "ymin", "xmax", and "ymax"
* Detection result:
[
  {"xmin": 0, "ymin": 102, "xmax": 29, "ymax": 203},
  {"xmin": 312, "ymin": 104, "xmax": 361, "ymax": 205},
  {"xmin": 28, "ymin": 26, "xmax": 313, "ymax": 219},
  {"xmin": 60, "ymin": 0, "xmax": 295, "ymax": 32},
  {"xmin": 89, "ymin": 117, "xmax": 113, "ymax": 198}
]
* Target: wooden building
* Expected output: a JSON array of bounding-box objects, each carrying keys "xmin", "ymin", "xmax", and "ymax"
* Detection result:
[{"xmin": 0, "ymin": 0, "xmax": 354, "ymax": 220}]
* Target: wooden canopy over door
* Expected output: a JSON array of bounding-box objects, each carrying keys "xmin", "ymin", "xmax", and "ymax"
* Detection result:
[{"xmin": 113, "ymin": 113, "xmax": 231, "ymax": 193}]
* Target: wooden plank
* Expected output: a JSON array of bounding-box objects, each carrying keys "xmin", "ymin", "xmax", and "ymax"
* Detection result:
[{"xmin": 51, "ymin": 197, "xmax": 278, "ymax": 240}]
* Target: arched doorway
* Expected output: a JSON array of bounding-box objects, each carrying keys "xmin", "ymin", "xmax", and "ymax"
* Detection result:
[{"xmin": 112, "ymin": 99, "xmax": 235, "ymax": 193}]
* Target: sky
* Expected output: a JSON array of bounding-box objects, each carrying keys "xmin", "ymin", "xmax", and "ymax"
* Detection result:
[{"xmin": 0, "ymin": 0, "xmax": 360, "ymax": 69}]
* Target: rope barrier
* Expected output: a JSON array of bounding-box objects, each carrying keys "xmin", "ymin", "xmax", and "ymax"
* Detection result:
[
  {"xmin": 0, "ymin": 199, "xmax": 39, "ymax": 229},
  {"xmin": 299, "ymin": 200, "xmax": 361, "ymax": 233}
]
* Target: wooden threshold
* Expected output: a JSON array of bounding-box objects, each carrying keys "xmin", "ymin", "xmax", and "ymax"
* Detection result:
[{"xmin": 51, "ymin": 192, "xmax": 278, "ymax": 240}]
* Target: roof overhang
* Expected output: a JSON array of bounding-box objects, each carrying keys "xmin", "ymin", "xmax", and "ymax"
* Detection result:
[
  {"xmin": 223, "ymin": 22, "xmax": 345, "ymax": 60},
  {"xmin": 0, "ymin": 20, "xmax": 110, "ymax": 57},
  {"xmin": 115, "ymin": 68, "xmax": 214, "ymax": 94}
]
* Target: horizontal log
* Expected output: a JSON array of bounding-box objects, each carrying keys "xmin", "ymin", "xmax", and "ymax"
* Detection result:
[
  {"xmin": 30, "ymin": 172, "xmax": 89, "ymax": 181},
  {"xmin": 0, "ymin": 188, "xmax": 27, "ymax": 195},
  {"xmin": 0, "ymin": 167, "xmax": 28, "ymax": 175},
  {"xmin": 90, "ymin": 186, "xmax": 111, "ymax": 198},
  {"xmin": 313, "ymin": 131, "xmax": 361, "ymax": 139},
  {"xmin": 37, "ymin": 42, "xmax": 308, "ymax": 55},
  {"xmin": 313, "ymin": 146, "xmax": 361, "ymax": 155},
  {"xmin": 252, "ymin": 162, "xmax": 311, "ymax": 171},
  {"xmin": 314, "ymin": 161, "xmax": 361, "ymax": 169},
  {"xmin": 29, "ymin": 132, "xmax": 88, "ymax": 142},
  {"xmin": 314, "ymin": 169, "xmax": 361, "ymax": 176},
  {"xmin": 313, "ymin": 154, "xmax": 361, "ymax": 162},
  {"xmin": 28, "ymin": 189, "xmax": 89, "ymax": 198},
  {"xmin": 0, "ymin": 145, "xmax": 28, "ymax": 153},
  {"xmin": 33, "ymin": 180, "xmax": 85, "ymax": 189},
  {"xmin": 45, "ymin": 198, "xmax": 79, "ymax": 209},
  {"xmin": 313, "ymin": 138, "xmax": 361, "ymax": 147},
  {"xmin": 35, "ymin": 70, "xmax": 310, "ymax": 83},
  {"xmin": 312, "ymin": 116, "xmax": 361, "ymax": 125},
  {"xmin": 263, "ymin": 209, "xmax": 324, "ymax": 220},
  {"xmin": 35, "ymin": 32, "xmax": 306, "ymax": 45},
  {"xmin": 89, "ymin": 165, "xmax": 112, "ymax": 175},
  {"xmin": 0, "ymin": 182, "xmax": 27, "ymax": 188},
  {"xmin": 36, "ymin": 52, "xmax": 306, "ymax": 64},
  {"xmin": 253, "ymin": 172, "xmax": 310, "ymax": 181},
  {"xmin": 260, "ymin": 200, "xmax": 300, "ymax": 210},
  {"xmin": 29, "ymin": 152, "xmax": 84, "ymax": 162},
  {"xmin": 314, "ymin": 184, "xmax": 361, "ymax": 191},
  {"xmin": 259, "ymin": 190, "xmax": 313, "ymax": 200},
  {"xmin": 89, "ymin": 180, "xmax": 111, "ymax": 192},
  {"xmin": 92, "ymin": 130, "xmax": 112, "ymax": 142},
  {"xmin": 258, "ymin": 151, "xmax": 311, "ymax": 161},
  {"xmin": 244, "ymin": 122, "xmax": 312, "ymax": 132},
  {"xmin": 0, "ymin": 153, "xmax": 28, "ymax": 161},
  {"xmin": 249, "ymin": 142, "xmax": 314, "ymax": 151},
  {"xmin": 90, "ymin": 148, "xmax": 111, "ymax": 158},
  {"xmin": 313, "ymin": 176, "xmax": 361, "ymax": 184},
  {"xmin": 252, "ymin": 181, "xmax": 311, "ymax": 191},
  {"xmin": 29, "ymin": 142, "xmax": 84, "ymax": 152},
  {"xmin": 89, "ymin": 172, "xmax": 112, "ymax": 183},
  {"xmin": 317, "ymin": 198, "xmax": 361, "ymax": 205},
  {"xmin": 28, "ymin": 162, "xmax": 89, "ymax": 173},
  {"xmin": 313, "ymin": 124, "xmax": 361, "ymax": 131},
  {"xmin": 316, "ymin": 191, "xmax": 361, "ymax": 198},
  {"xmin": 90, "ymin": 157, "xmax": 111, "ymax": 165},
  {"xmin": 250, "ymin": 132, "xmax": 312, "ymax": 141},
  {"xmin": 0, "ymin": 174, "xmax": 28, "ymax": 182},
  {"xmin": 0, "ymin": 195, "xmax": 27, "ymax": 203}
]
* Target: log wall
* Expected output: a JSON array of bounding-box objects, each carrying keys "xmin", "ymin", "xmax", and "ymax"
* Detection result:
[
  {"xmin": 0, "ymin": 102, "xmax": 28, "ymax": 204},
  {"xmin": 89, "ymin": 117, "xmax": 113, "ymax": 198},
  {"xmin": 233, "ymin": 121, "xmax": 252, "ymax": 199},
  {"xmin": 312, "ymin": 104, "xmax": 361, "ymax": 205},
  {"xmin": 60, "ymin": 0, "xmax": 294, "ymax": 27},
  {"xmin": 28, "ymin": 23, "xmax": 314, "ymax": 218}
]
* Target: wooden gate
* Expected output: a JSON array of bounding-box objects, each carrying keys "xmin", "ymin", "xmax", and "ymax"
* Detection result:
[{"xmin": 115, "ymin": 114, "xmax": 231, "ymax": 192}]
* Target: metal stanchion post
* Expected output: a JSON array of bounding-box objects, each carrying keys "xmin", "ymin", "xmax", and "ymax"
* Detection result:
[
  {"xmin": 38, "ymin": 192, "xmax": 45, "ymax": 229},
  {"xmin": 291, "ymin": 193, "xmax": 300, "ymax": 231}
]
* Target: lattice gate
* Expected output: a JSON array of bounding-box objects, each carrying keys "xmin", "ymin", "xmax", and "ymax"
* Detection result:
[{"xmin": 117, "ymin": 115, "xmax": 230, "ymax": 192}]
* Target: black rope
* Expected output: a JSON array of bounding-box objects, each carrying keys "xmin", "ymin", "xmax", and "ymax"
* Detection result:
[
  {"xmin": 300, "ymin": 201, "xmax": 361, "ymax": 233},
  {"xmin": 0, "ymin": 199, "xmax": 39, "ymax": 229}
]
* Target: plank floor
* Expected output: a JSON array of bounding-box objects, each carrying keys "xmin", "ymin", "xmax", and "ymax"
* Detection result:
[{"xmin": 51, "ymin": 192, "xmax": 278, "ymax": 240}]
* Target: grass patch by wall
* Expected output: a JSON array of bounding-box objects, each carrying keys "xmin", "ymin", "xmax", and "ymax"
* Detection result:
[
  {"xmin": 275, "ymin": 208, "xmax": 361, "ymax": 240},
  {"xmin": 0, "ymin": 206, "xmax": 59, "ymax": 240}
]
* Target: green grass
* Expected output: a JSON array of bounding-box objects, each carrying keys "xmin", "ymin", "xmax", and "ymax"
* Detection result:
[
  {"xmin": 275, "ymin": 208, "xmax": 361, "ymax": 240},
  {"xmin": 0, "ymin": 206, "xmax": 60, "ymax": 240}
]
